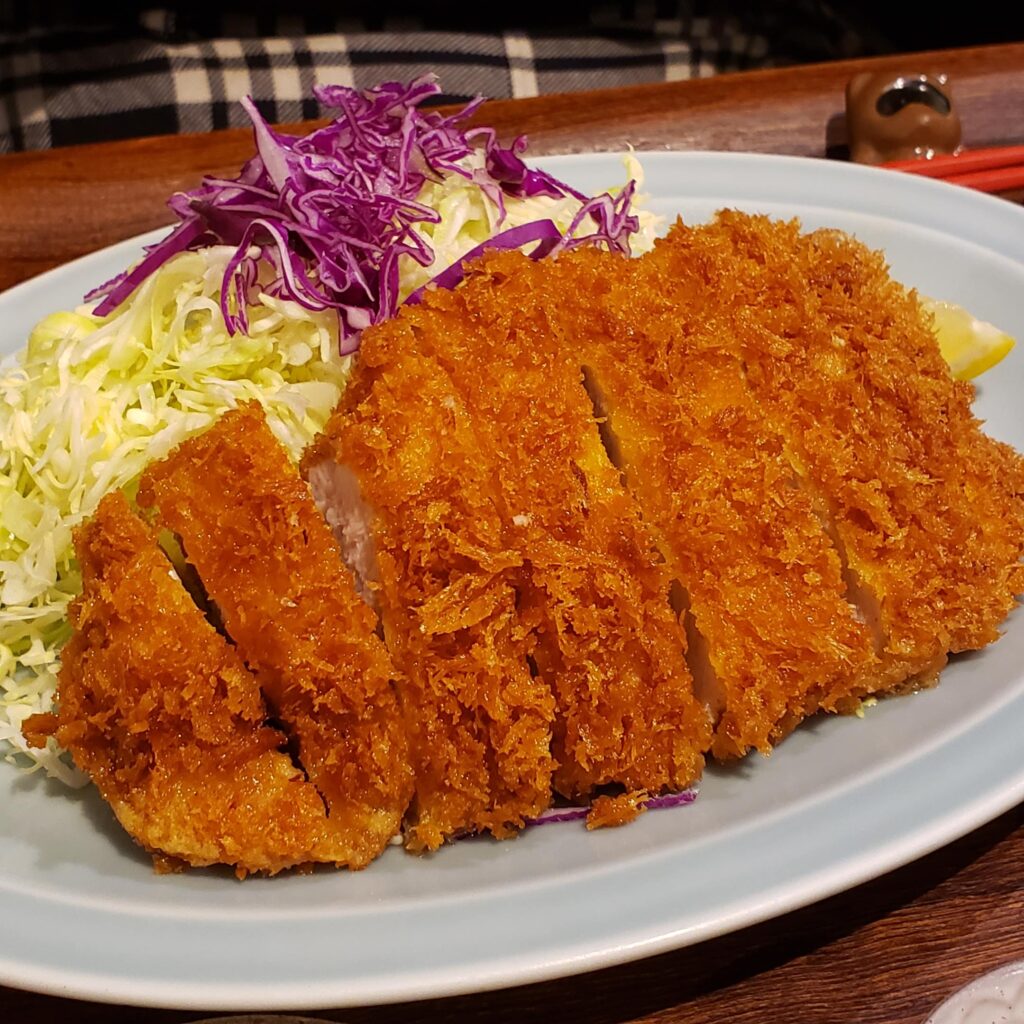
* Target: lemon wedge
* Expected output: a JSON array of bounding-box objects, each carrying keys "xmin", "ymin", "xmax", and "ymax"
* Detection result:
[{"xmin": 921, "ymin": 298, "xmax": 1016, "ymax": 380}]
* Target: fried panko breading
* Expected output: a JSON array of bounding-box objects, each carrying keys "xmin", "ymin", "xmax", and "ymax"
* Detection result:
[
  {"xmin": 586, "ymin": 350, "xmax": 879, "ymax": 757},
  {"xmin": 27, "ymin": 207, "xmax": 1024, "ymax": 874},
  {"xmin": 22, "ymin": 492, "xmax": 343, "ymax": 876},
  {"xmin": 403, "ymin": 254, "xmax": 710, "ymax": 803},
  {"xmin": 472, "ymin": 214, "xmax": 1024, "ymax": 755},
  {"xmin": 506, "ymin": 246, "xmax": 874, "ymax": 758},
  {"xmin": 303, "ymin": 331, "xmax": 555, "ymax": 852},
  {"xmin": 137, "ymin": 404, "xmax": 412, "ymax": 869},
  {"xmin": 649, "ymin": 213, "xmax": 1024, "ymax": 689}
]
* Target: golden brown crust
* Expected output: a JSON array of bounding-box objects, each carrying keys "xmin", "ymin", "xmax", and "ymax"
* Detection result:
[
  {"xmin": 305, "ymin": 329, "xmax": 556, "ymax": 852},
  {"xmin": 28, "ymin": 208, "xmax": 1024, "ymax": 870},
  {"xmin": 493, "ymin": 213, "xmax": 1024, "ymax": 756},
  {"xmin": 32, "ymin": 491, "xmax": 344, "ymax": 876},
  {"xmin": 138, "ymin": 403, "xmax": 412, "ymax": 869},
  {"xmin": 458, "ymin": 246, "xmax": 876, "ymax": 759},
  {"xmin": 585, "ymin": 325, "xmax": 875, "ymax": 759},
  {"xmin": 586, "ymin": 791, "xmax": 648, "ymax": 830},
  {"xmin": 651, "ymin": 213, "xmax": 1024, "ymax": 680},
  {"xmin": 405, "ymin": 253, "xmax": 709, "ymax": 799}
]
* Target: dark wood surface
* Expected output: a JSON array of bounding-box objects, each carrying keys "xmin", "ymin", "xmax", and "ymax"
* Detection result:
[
  {"xmin": 2, "ymin": 41, "xmax": 1023, "ymax": 1024},
  {"xmin": 2, "ymin": 41, "xmax": 1024, "ymax": 293}
]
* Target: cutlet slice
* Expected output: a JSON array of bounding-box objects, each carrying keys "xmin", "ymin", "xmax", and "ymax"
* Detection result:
[
  {"xmin": 303, "ymin": 326, "xmax": 555, "ymax": 851},
  {"xmin": 403, "ymin": 253, "xmax": 710, "ymax": 805},
  {"xmin": 478, "ymin": 247, "xmax": 876, "ymax": 758},
  {"xmin": 583, "ymin": 339, "xmax": 876, "ymax": 758},
  {"xmin": 137, "ymin": 404, "xmax": 413, "ymax": 869},
  {"xmin": 651, "ymin": 213, "xmax": 1024, "ymax": 687},
  {"xmin": 21, "ymin": 492, "xmax": 343, "ymax": 876}
]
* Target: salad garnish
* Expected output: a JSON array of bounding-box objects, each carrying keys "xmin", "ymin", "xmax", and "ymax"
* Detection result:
[
  {"xmin": 87, "ymin": 76, "xmax": 646, "ymax": 351},
  {"xmin": 0, "ymin": 250, "xmax": 348, "ymax": 778}
]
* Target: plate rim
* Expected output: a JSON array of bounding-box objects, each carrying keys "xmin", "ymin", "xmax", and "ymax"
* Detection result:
[{"xmin": 2, "ymin": 149, "xmax": 1023, "ymax": 1010}]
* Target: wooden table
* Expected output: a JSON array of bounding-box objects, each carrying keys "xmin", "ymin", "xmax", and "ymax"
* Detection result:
[{"xmin": 2, "ymin": 41, "xmax": 1023, "ymax": 1024}]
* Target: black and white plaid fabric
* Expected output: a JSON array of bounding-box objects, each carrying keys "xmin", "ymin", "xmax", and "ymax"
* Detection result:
[{"xmin": 0, "ymin": 2, "xmax": 881, "ymax": 153}]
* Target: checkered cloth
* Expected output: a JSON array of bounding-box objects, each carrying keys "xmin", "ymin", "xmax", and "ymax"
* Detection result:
[{"xmin": 0, "ymin": 2, "xmax": 879, "ymax": 153}]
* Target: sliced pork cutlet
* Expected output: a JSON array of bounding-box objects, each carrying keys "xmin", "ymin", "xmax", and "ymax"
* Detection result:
[
  {"xmin": 137, "ymin": 404, "xmax": 412, "ymax": 869},
  {"xmin": 403, "ymin": 253, "xmax": 710, "ymax": 811},
  {"xmin": 21, "ymin": 492, "xmax": 343, "ymax": 876},
  {"xmin": 490, "ymin": 246, "xmax": 876, "ymax": 759},
  {"xmin": 652, "ymin": 213, "xmax": 1024, "ymax": 690},
  {"xmin": 303, "ymin": 323, "xmax": 555, "ymax": 852}
]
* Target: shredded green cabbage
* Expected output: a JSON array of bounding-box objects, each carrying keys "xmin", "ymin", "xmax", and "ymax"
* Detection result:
[
  {"xmin": 0, "ymin": 247, "xmax": 349, "ymax": 779},
  {"xmin": 400, "ymin": 151, "xmax": 661, "ymax": 298}
]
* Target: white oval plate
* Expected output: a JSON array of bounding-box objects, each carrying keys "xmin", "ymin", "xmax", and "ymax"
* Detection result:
[
  {"xmin": 1, "ymin": 152, "xmax": 1023, "ymax": 1010},
  {"xmin": 927, "ymin": 961, "xmax": 1024, "ymax": 1024}
]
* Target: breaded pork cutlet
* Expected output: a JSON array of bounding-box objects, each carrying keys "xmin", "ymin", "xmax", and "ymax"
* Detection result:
[
  {"xmin": 586, "ymin": 256, "xmax": 873, "ymax": 755},
  {"xmin": 22, "ymin": 492, "xmax": 342, "ymax": 876},
  {"xmin": 137, "ymin": 404, "xmax": 413, "ymax": 869},
  {"xmin": 303, "ymin": 328, "xmax": 555, "ymax": 851},
  {"xmin": 466, "ymin": 247, "xmax": 877, "ymax": 758},
  {"xmin": 650, "ymin": 213, "xmax": 1024, "ymax": 690},
  {"xmin": 402, "ymin": 253, "xmax": 710, "ymax": 813}
]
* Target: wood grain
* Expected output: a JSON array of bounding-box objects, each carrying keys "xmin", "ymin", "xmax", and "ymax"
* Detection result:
[
  {"xmin": 1, "ymin": 42, "xmax": 1023, "ymax": 293},
  {"xmin": 2, "ymin": 41, "xmax": 1023, "ymax": 1024}
]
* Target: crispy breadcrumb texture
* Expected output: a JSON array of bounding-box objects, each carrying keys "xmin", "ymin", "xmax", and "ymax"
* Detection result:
[
  {"xmin": 586, "ymin": 792, "xmax": 647, "ymax": 830},
  {"xmin": 585, "ymin": 329, "xmax": 875, "ymax": 758},
  {"xmin": 137, "ymin": 404, "xmax": 412, "ymax": 869},
  {"xmin": 651, "ymin": 213, "xmax": 1024, "ymax": 681},
  {"xmin": 462, "ymin": 247, "xmax": 875, "ymax": 759},
  {"xmin": 22, "ymin": 492, "xmax": 344, "ymax": 877},
  {"xmin": 303, "ymin": 327, "xmax": 555, "ymax": 852},
  {"xmin": 409, "ymin": 252, "xmax": 709, "ymax": 800}
]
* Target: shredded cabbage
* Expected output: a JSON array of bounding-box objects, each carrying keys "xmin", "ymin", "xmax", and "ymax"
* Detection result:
[
  {"xmin": 0, "ymin": 247, "xmax": 348, "ymax": 778},
  {"xmin": 402, "ymin": 150, "xmax": 660, "ymax": 299},
  {"xmin": 88, "ymin": 77, "xmax": 659, "ymax": 349}
]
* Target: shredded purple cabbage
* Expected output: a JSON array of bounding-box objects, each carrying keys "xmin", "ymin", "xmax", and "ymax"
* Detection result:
[
  {"xmin": 86, "ymin": 76, "xmax": 640, "ymax": 347},
  {"xmin": 404, "ymin": 219, "xmax": 565, "ymax": 305},
  {"xmin": 644, "ymin": 790, "xmax": 699, "ymax": 811},
  {"xmin": 525, "ymin": 807, "xmax": 591, "ymax": 827}
]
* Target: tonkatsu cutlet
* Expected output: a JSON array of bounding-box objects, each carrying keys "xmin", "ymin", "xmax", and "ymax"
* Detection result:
[
  {"xmin": 303, "ymin": 329, "xmax": 556, "ymax": 851},
  {"xmin": 648, "ymin": 213, "xmax": 1024, "ymax": 689},
  {"xmin": 477, "ymin": 212, "xmax": 1024, "ymax": 751},
  {"xmin": 137, "ymin": 403, "xmax": 413, "ymax": 869},
  {"xmin": 22, "ymin": 492, "xmax": 344, "ymax": 877},
  {"xmin": 487, "ymin": 246, "xmax": 875, "ymax": 757},
  {"xmin": 403, "ymin": 255, "xmax": 710, "ymax": 811},
  {"xmin": 25, "ymin": 205, "xmax": 1024, "ymax": 878}
]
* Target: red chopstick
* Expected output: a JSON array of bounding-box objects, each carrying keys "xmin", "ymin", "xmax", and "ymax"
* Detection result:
[
  {"xmin": 881, "ymin": 146, "xmax": 1024, "ymax": 194},
  {"xmin": 941, "ymin": 165, "xmax": 1024, "ymax": 193}
]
